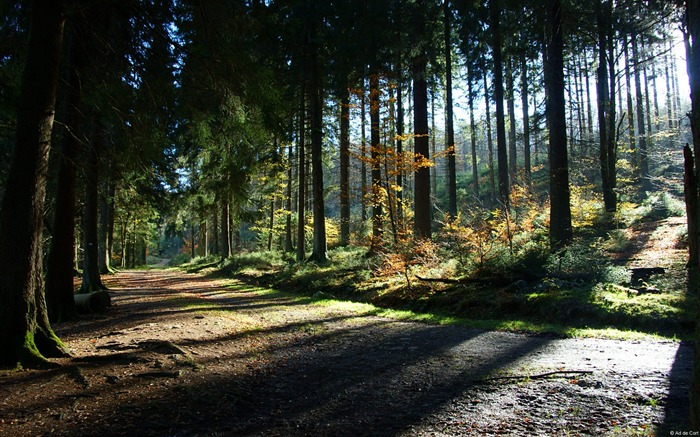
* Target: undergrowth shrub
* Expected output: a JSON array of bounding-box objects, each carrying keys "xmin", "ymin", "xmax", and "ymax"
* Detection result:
[
  {"xmin": 168, "ymin": 252, "xmax": 192, "ymax": 266},
  {"xmin": 545, "ymin": 241, "xmax": 608, "ymax": 279}
]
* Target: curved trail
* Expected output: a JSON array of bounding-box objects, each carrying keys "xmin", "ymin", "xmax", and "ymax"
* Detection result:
[{"xmin": 0, "ymin": 269, "xmax": 691, "ymax": 436}]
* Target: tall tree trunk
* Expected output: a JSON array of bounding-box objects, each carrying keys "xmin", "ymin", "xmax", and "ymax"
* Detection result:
[
  {"xmin": 520, "ymin": 48, "xmax": 531, "ymax": 182},
  {"xmin": 672, "ymin": 38, "xmax": 683, "ymax": 121},
  {"xmin": 221, "ymin": 198, "xmax": 231, "ymax": 258},
  {"xmin": 370, "ymin": 72, "xmax": 383, "ymax": 252},
  {"xmin": 546, "ymin": 0, "xmax": 573, "ymax": 249},
  {"xmin": 339, "ymin": 86, "xmax": 350, "ymax": 246},
  {"xmin": 468, "ymin": 67, "xmax": 479, "ymax": 197},
  {"xmin": 506, "ymin": 55, "xmax": 517, "ymax": 182},
  {"xmin": 285, "ymin": 142, "xmax": 294, "ymax": 252},
  {"xmin": 80, "ymin": 115, "xmax": 107, "ymax": 294},
  {"xmin": 665, "ymin": 43, "xmax": 674, "ymax": 131},
  {"xmin": 444, "ymin": 0, "xmax": 457, "ymax": 217},
  {"xmin": 309, "ymin": 32, "xmax": 327, "ymax": 263},
  {"xmin": 685, "ymin": 1, "xmax": 700, "ymax": 428},
  {"xmin": 623, "ymin": 31, "xmax": 637, "ymax": 164},
  {"xmin": 396, "ymin": 65, "xmax": 405, "ymax": 230},
  {"xmin": 430, "ymin": 89, "xmax": 437, "ymax": 208},
  {"xmin": 0, "ymin": 0, "xmax": 68, "ymax": 368},
  {"xmin": 633, "ymin": 34, "xmax": 651, "ymax": 192},
  {"xmin": 296, "ymin": 79, "xmax": 306, "ymax": 262},
  {"xmin": 597, "ymin": 0, "xmax": 617, "ymax": 214},
  {"xmin": 46, "ymin": 26, "xmax": 83, "ymax": 322},
  {"xmin": 413, "ymin": 0, "xmax": 431, "ymax": 240},
  {"xmin": 98, "ymin": 164, "xmax": 114, "ymax": 274},
  {"xmin": 361, "ymin": 79, "xmax": 368, "ymax": 226},
  {"xmin": 491, "ymin": 0, "xmax": 509, "ymax": 206},
  {"xmin": 212, "ymin": 205, "xmax": 219, "ymax": 256},
  {"xmin": 484, "ymin": 69, "xmax": 496, "ymax": 202},
  {"xmin": 584, "ymin": 48, "xmax": 594, "ymax": 144}
]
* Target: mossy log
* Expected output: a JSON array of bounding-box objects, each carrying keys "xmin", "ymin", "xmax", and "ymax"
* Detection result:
[{"xmin": 74, "ymin": 291, "xmax": 111, "ymax": 314}]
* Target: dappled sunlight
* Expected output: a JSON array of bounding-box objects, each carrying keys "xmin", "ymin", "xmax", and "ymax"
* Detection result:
[{"xmin": 1, "ymin": 269, "xmax": 689, "ymax": 436}]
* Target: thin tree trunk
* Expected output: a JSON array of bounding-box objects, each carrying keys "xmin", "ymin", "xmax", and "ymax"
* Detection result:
[
  {"xmin": 339, "ymin": 86, "xmax": 350, "ymax": 246},
  {"xmin": 491, "ymin": 0, "xmax": 509, "ymax": 206},
  {"xmin": 370, "ymin": 72, "xmax": 383, "ymax": 252},
  {"xmin": 468, "ymin": 67, "xmax": 479, "ymax": 197},
  {"xmin": 296, "ymin": 81, "xmax": 306, "ymax": 262},
  {"xmin": 285, "ymin": 142, "xmax": 294, "ymax": 252},
  {"xmin": 597, "ymin": 0, "xmax": 617, "ymax": 214},
  {"xmin": 98, "ymin": 163, "xmax": 114, "ymax": 274},
  {"xmin": 521, "ymin": 48, "xmax": 531, "ymax": 182},
  {"xmin": 444, "ymin": 0, "xmax": 457, "ymax": 217},
  {"xmin": 585, "ymin": 48, "xmax": 594, "ymax": 144},
  {"xmin": 221, "ymin": 198, "xmax": 231, "ymax": 258},
  {"xmin": 506, "ymin": 55, "xmax": 517, "ymax": 182},
  {"xmin": 0, "ymin": 0, "xmax": 68, "ymax": 368},
  {"xmin": 81, "ymin": 115, "xmax": 107, "ymax": 294},
  {"xmin": 665, "ymin": 43, "xmax": 674, "ymax": 131},
  {"xmin": 396, "ymin": 65, "xmax": 405, "ymax": 230},
  {"xmin": 484, "ymin": 70, "xmax": 496, "ymax": 202},
  {"xmin": 633, "ymin": 34, "xmax": 651, "ymax": 192},
  {"xmin": 360, "ymin": 79, "xmax": 368, "ymax": 226},
  {"xmin": 623, "ymin": 31, "xmax": 637, "ymax": 164}
]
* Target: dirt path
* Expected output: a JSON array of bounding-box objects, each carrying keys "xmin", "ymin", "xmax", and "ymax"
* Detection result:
[{"xmin": 0, "ymin": 269, "xmax": 692, "ymax": 436}]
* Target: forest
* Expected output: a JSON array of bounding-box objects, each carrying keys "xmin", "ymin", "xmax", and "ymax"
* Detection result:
[{"xmin": 2, "ymin": 0, "xmax": 700, "ymax": 434}]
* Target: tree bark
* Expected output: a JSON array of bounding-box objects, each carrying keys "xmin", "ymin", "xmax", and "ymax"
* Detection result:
[
  {"xmin": 46, "ymin": 25, "xmax": 83, "ymax": 322},
  {"xmin": 0, "ymin": 0, "xmax": 69, "ymax": 368},
  {"xmin": 546, "ymin": 0, "xmax": 573, "ymax": 249}
]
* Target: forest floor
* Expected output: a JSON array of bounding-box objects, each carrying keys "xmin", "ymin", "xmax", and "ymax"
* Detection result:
[{"xmin": 0, "ymin": 258, "xmax": 694, "ymax": 436}]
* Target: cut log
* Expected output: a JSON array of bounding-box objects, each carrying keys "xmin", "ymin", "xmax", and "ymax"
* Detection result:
[{"xmin": 74, "ymin": 291, "xmax": 111, "ymax": 314}]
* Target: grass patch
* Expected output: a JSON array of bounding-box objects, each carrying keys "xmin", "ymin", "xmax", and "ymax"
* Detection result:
[{"xmin": 173, "ymin": 242, "xmax": 693, "ymax": 341}]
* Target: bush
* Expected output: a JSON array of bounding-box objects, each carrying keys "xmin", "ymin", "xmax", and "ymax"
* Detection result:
[
  {"xmin": 168, "ymin": 252, "xmax": 192, "ymax": 266},
  {"xmin": 546, "ymin": 241, "xmax": 608, "ymax": 279}
]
